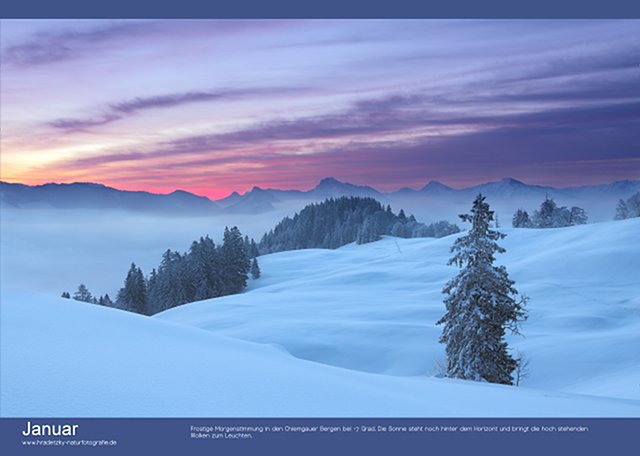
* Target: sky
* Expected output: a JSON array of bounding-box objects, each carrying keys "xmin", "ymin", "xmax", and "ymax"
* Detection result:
[{"xmin": 1, "ymin": 19, "xmax": 638, "ymax": 199}]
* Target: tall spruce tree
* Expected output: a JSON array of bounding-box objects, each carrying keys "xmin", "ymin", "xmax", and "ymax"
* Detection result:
[
  {"xmin": 250, "ymin": 257, "xmax": 261, "ymax": 279},
  {"xmin": 187, "ymin": 236, "xmax": 220, "ymax": 301},
  {"xmin": 437, "ymin": 194, "xmax": 527, "ymax": 385},
  {"xmin": 116, "ymin": 263, "xmax": 148, "ymax": 315},
  {"xmin": 220, "ymin": 226, "xmax": 250, "ymax": 295}
]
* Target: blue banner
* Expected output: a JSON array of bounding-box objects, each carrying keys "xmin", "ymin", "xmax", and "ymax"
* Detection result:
[
  {"xmin": 1, "ymin": 418, "xmax": 638, "ymax": 455},
  {"xmin": 1, "ymin": 0, "xmax": 640, "ymax": 18}
]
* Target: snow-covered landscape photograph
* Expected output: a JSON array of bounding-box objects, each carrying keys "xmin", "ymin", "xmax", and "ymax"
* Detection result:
[{"xmin": 1, "ymin": 19, "xmax": 639, "ymax": 418}]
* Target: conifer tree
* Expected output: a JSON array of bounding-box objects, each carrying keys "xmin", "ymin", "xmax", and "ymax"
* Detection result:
[
  {"xmin": 116, "ymin": 263, "xmax": 148, "ymax": 315},
  {"xmin": 97, "ymin": 294, "xmax": 114, "ymax": 307},
  {"xmin": 613, "ymin": 192, "xmax": 640, "ymax": 220},
  {"xmin": 569, "ymin": 206, "xmax": 588, "ymax": 225},
  {"xmin": 73, "ymin": 284, "xmax": 93, "ymax": 303},
  {"xmin": 628, "ymin": 192, "xmax": 640, "ymax": 217},
  {"xmin": 250, "ymin": 239, "xmax": 260, "ymax": 258},
  {"xmin": 220, "ymin": 226, "xmax": 250, "ymax": 295},
  {"xmin": 250, "ymin": 257, "xmax": 261, "ymax": 279},
  {"xmin": 187, "ymin": 236, "xmax": 220, "ymax": 301},
  {"xmin": 437, "ymin": 194, "xmax": 527, "ymax": 385},
  {"xmin": 512, "ymin": 209, "xmax": 532, "ymax": 228},
  {"xmin": 615, "ymin": 198, "xmax": 629, "ymax": 220},
  {"xmin": 533, "ymin": 197, "xmax": 558, "ymax": 228}
]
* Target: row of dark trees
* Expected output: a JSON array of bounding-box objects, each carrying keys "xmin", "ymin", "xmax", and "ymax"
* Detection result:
[
  {"xmin": 61, "ymin": 286, "xmax": 113, "ymax": 307},
  {"xmin": 614, "ymin": 192, "xmax": 640, "ymax": 220},
  {"xmin": 259, "ymin": 197, "xmax": 460, "ymax": 254},
  {"xmin": 62, "ymin": 226, "xmax": 260, "ymax": 315},
  {"xmin": 512, "ymin": 197, "xmax": 587, "ymax": 228}
]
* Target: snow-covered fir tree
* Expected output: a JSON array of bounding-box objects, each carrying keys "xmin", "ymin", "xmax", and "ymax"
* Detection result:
[
  {"xmin": 569, "ymin": 206, "xmax": 588, "ymax": 225},
  {"xmin": 98, "ymin": 294, "xmax": 113, "ymax": 306},
  {"xmin": 438, "ymin": 194, "xmax": 528, "ymax": 385},
  {"xmin": 243, "ymin": 236, "xmax": 260, "ymax": 258},
  {"xmin": 187, "ymin": 236, "xmax": 220, "ymax": 302},
  {"xmin": 220, "ymin": 226, "xmax": 251, "ymax": 295},
  {"xmin": 615, "ymin": 192, "xmax": 640, "ymax": 220},
  {"xmin": 356, "ymin": 215, "xmax": 380, "ymax": 244},
  {"xmin": 615, "ymin": 198, "xmax": 630, "ymax": 220},
  {"xmin": 533, "ymin": 197, "xmax": 559, "ymax": 228},
  {"xmin": 250, "ymin": 257, "xmax": 261, "ymax": 279},
  {"xmin": 116, "ymin": 263, "xmax": 148, "ymax": 315},
  {"xmin": 61, "ymin": 291, "xmax": 71, "ymax": 299},
  {"xmin": 147, "ymin": 250, "xmax": 189, "ymax": 314},
  {"xmin": 628, "ymin": 192, "xmax": 640, "ymax": 217},
  {"xmin": 73, "ymin": 284, "xmax": 93, "ymax": 303},
  {"xmin": 512, "ymin": 209, "xmax": 532, "ymax": 228}
]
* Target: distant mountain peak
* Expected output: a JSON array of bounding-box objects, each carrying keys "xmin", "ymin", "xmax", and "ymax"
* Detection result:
[
  {"xmin": 498, "ymin": 177, "xmax": 525, "ymax": 185},
  {"xmin": 317, "ymin": 177, "xmax": 344, "ymax": 187},
  {"xmin": 167, "ymin": 189, "xmax": 213, "ymax": 201},
  {"xmin": 311, "ymin": 177, "xmax": 379, "ymax": 197},
  {"xmin": 421, "ymin": 180, "xmax": 452, "ymax": 192}
]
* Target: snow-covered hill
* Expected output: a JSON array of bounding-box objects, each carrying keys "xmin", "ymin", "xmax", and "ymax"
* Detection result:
[
  {"xmin": 2, "ymin": 219, "xmax": 638, "ymax": 417},
  {"xmin": 157, "ymin": 218, "xmax": 640, "ymax": 401},
  {"xmin": 1, "ymin": 285, "xmax": 639, "ymax": 417}
]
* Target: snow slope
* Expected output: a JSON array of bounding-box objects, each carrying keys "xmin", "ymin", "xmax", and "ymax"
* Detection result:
[
  {"xmin": 1, "ymin": 219, "xmax": 639, "ymax": 417},
  {"xmin": 157, "ymin": 219, "xmax": 640, "ymax": 401},
  {"xmin": 2, "ymin": 288, "xmax": 639, "ymax": 417}
]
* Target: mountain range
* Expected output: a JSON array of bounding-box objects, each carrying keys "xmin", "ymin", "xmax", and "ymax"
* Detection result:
[
  {"xmin": 2, "ymin": 177, "xmax": 639, "ymax": 222},
  {"xmin": 0, "ymin": 181, "xmax": 220, "ymax": 215}
]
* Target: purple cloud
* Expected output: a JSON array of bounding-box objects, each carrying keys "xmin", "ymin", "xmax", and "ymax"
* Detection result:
[
  {"xmin": 2, "ymin": 22, "xmax": 153, "ymax": 66},
  {"xmin": 47, "ymin": 86, "xmax": 309, "ymax": 131},
  {"xmin": 48, "ymin": 114, "xmax": 123, "ymax": 131}
]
